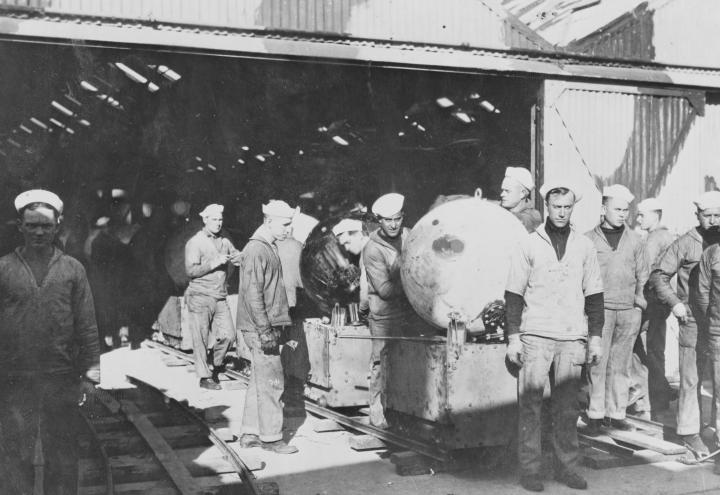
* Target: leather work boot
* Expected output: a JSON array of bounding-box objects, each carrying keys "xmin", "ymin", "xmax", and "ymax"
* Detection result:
[
  {"xmin": 555, "ymin": 470, "xmax": 588, "ymax": 490},
  {"xmin": 199, "ymin": 378, "xmax": 222, "ymax": 390},
  {"xmin": 261, "ymin": 440, "xmax": 299, "ymax": 454},
  {"xmin": 681, "ymin": 434, "xmax": 710, "ymax": 457},
  {"xmin": 519, "ymin": 474, "xmax": 544, "ymax": 492},
  {"xmin": 238, "ymin": 434, "xmax": 262, "ymax": 448},
  {"xmin": 605, "ymin": 418, "xmax": 634, "ymax": 431},
  {"xmin": 584, "ymin": 418, "xmax": 603, "ymax": 437},
  {"xmin": 211, "ymin": 365, "xmax": 225, "ymax": 384}
]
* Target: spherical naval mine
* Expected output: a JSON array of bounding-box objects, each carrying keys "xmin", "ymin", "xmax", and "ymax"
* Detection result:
[{"xmin": 431, "ymin": 235, "xmax": 464, "ymax": 258}]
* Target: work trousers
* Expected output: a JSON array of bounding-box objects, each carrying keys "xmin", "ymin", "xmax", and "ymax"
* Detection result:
[
  {"xmin": 628, "ymin": 333, "xmax": 650, "ymax": 413},
  {"xmin": 0, "ymin": 375, "xmax": 80, "ymax": 495},
  {"xmin": 240, "ymin": 330, "xmax": 284, "ymax": 442},
  {"xmin": 707, "ymin": 335, "xmax": 720, "ymax": 445},
  {"xmin": 588, "ymin": 308, "xmax": 642, "ymax": 420},
  {"xmin": 677, "ymin": 317, "xmax": 709, "ymax": 436},
  {"xmin": 186, "ymin": 292, "xmax": 234, "ymax": 379},
  {"xmin": 368, "ymin": 317, "xmax": 395, "ymax": 427},
  {"xmin": 518, "ymin": 335, "xmax": 585, "ymax": 477},
  {"xmin": 641, "ymin": 302, "xmax": 673, "ymax": 411}
]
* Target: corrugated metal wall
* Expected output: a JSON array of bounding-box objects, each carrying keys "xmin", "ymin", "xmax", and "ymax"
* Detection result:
[
  {"xmin": 656, "ymin": 101, "xmax": 720, "ymax": 233},
  {"xmin": 541, "ymin": 80, "xmax": 705, "ymax": 234},
  {"xmin": 0, "ymin": 0, "xmax": 553, "ymax": 53}
]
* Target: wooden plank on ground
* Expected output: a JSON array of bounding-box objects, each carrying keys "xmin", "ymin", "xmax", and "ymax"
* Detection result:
[
  {"xmin": 581, "ymin": 446, "xmax": 667, "ymax": 470},
  {"xmin": 348, "ymin": 434, "xmax": 387, "ymax": 451},
  {"xmin": 578, "ymin": 433, "xmax": 635, "ymax": 457},
  {"xmin": 79, "ymin": 473, "xmax": 243, "ymax": 495},
  {"xmin": 98, "ymin": 425, "xmax": 211, "ymax": 454},
  {"xmin": 91, "ymin": 411, "xmax": 190, "ymax": 431},
  {"xmin": 604, "ymin": 428, "xmax": 686, "ymax": 455},
  {"xmin": 120, "ymin": 400, "xmax": 201, "ymax": 495}
]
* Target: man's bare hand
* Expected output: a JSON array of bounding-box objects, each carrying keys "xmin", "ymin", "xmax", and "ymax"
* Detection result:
[
  {"xmin": 672, "ymin": 302, "xmax": 688, "ymax": 323},
  {"xmin": 230, "ymin": 251, "xmax": 244, "ymax": 266},
  {"xmin": 587, "ymin": 336, "xmax": 603, "ymax": 366},
  {"xmin": 506, "ymin": 334, "xmax": 523, "ymax": 367},
  {"xmin": 85, "ymin": 368, "xmax": 101, "ymax": 383},
  {"xmin": 215, "ymin": 254, "xmax": 231, "ymax": 267}
]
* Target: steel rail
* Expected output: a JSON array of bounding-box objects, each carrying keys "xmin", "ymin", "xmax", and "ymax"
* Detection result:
[
  {"xmin": 333, "ymin": 334, "xmax": 447, "ymax": 342},
  {"xmin": 78, "ymin": 407, "xmax": 114, "ymax": 495},
  {"xmin": 117, "ymin": 369, "xmax": 263, "ymax": 495},
  {"xmin": 143, "ymin": 340, "xmax": 450, "ymax": 462}
]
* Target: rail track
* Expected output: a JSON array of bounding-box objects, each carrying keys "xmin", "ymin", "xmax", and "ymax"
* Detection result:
[
  {"xmin": 78, "ymin": 372, "xmax": 268, "ymax": 495},
  {"xmin": 88, "ymin": 339, "xmax": 690, "ymax": 495},
  {"xmin": 142, "ymin": 340, "xmax": 449, "ymax": 462}
]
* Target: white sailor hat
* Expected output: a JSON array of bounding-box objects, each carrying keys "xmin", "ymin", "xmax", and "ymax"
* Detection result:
[
  {"xmin": 199, "ymin": 203, "xmax": 224, "ymax": 218},
  {"xmin": 262, "ymin": 200, "xmax": 298, "ymax": 219},
  {"xmin": 694, "ymin": 190, "xmax": 720, "ymax": 210},
  {"xmin": 372, "ymin": 193, "xmax": 404, "ymax": 217},
  {"xmin": 14, "ymin": 189, "xmax": 64, "ymax": 214},
  {"xmin": 602, "ymin": 184, "xmax": 635, "ymax": 204},
  {"xmin": 332, "ymin": 218, "xmax": 363, "ymax": 236},
  {"xmin": 538, "ymin": 182, "xmax": 582, "ymax": 203},
  {"xmin": 637, "ymin": 197, "xmax": 663, "ymax": 212},
  {"xmin": 504, "ymin": 167, "xmax": 534, "ymax": 191}
]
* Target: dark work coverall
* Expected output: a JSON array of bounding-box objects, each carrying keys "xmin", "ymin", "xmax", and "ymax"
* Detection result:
[
  {"xmin": 236, "ymin": 226, "xmax": 292, "ymax": 442},
  {"xmin": 0, "ymin": 248, "xmax": 101, "ymax": 495}
]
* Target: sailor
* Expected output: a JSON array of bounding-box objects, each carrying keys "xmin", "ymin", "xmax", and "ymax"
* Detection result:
[
  {"xmin": 0, "ymin": 189, "xmax": 101, "ymax": 494},
  {"xmin": 505, "ymin": 182, "xmax": 604, "ymax": 492},
  {"xmin": 184, "ymin": 203, "xmax": 240, "ymax": 390},
  {"xmin": 584, "ymin": 185, "xmax": 647, "ymax": 433},
  {"xmin": 649, "ymin": 190, "xmax": 720, "ymax": 455},
  {"xmin": 333, "ymin": 218, "xmax": 370, "ymax": 316},
  {"xmin": 236, "ymin": 200, "xmax": 299, "ymax": 454},
  {"xmin": 363, "ymin": 193, "xmax": 416, "ymax": 429},
  {"xmin": 500, "ymin": 166, "xmax": 542, "ymax": 233}
]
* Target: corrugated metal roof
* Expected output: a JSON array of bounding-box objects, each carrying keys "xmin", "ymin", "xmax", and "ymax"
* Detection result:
[
  {"xmin": 0, "ymin": 0, "xmax": 554, "ymax": 53},
  {"xmin": 502, "ymin": 0, "xmax": 649, "ymax": 45},
  {"xmin": 2, "ymin": 9, "xmax": 720, "ymax": 89},
  {"xmin": 504, "ymin": 0, "xmax": 720, "ymax": 69}
]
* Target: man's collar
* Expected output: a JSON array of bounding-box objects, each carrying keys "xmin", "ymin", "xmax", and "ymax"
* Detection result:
[
  {"xmin": 509, "ymin": 199, "xmax": 534, "ymax": 214},
  {"xmin": 16, "ymin": 246, "xmax": 61, "ymax": 263},
  {"xmin": 251, "ymin": 225, "xmax": 276, "ymax": 245},
  {"xmin": 202, "ymin": 227, "xmax": 218, "ymax": 238}
]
